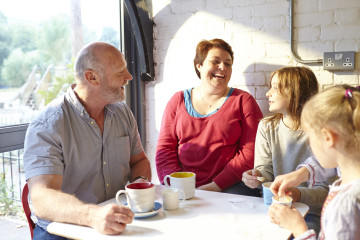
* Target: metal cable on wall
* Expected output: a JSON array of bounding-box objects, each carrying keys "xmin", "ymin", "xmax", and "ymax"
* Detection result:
[{"xmin": 289, "ymin": 0, "xmax": 323, "ymax": 64}]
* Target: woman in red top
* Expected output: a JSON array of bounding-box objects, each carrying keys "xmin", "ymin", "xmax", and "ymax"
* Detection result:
[{"xmin": 156, "ymin": 39, "xmax": 263, "ymax": 195}]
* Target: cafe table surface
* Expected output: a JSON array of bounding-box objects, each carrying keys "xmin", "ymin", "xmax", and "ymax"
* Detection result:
[{"xmin": 47, "ymin": 185, "xmax": 309, "ymax": 240}]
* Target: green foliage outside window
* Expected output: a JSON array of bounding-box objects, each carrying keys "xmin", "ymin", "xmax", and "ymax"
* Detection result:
[
  {"xmin": 38, "ymin": 59, "xmax": 75, "ymax": 106},
  {"xmin": 0, "ymin": 173, "xmax": 20, "ymax": 216},
  {"xmin": 37, "ymin": 15, "xmax": 71, "ymax": 66},
  {"xmin": 0, "ymin": 12, "xmax": 71, "ymax": 88},
  {"xmin": 1, "ymin": 49, "xmax": 41, "ymax": 87}
]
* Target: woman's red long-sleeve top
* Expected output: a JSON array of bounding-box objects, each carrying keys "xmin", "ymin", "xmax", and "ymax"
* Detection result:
[{"xmin": 156, "ymin": 88, "xmax": 263, "ymax": 190}]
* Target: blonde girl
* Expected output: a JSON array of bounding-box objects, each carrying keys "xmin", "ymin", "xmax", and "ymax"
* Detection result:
[{"xmin": 269, "ymin": 85, "xmax": 360, "ymax": 239}]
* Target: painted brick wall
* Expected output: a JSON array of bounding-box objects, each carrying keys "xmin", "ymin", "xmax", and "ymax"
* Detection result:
[{"xmin": 146, "ymin": 0, "xmax": 360, "ymax": 183}]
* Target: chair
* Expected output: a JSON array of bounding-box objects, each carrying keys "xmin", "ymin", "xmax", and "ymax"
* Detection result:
[{"xmin": 21, "ymin": 183, "xmax": 35, "ymax": 239}]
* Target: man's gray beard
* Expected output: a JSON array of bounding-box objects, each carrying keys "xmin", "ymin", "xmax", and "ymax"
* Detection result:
[{"xmin": 101, "ymin": 79, "xmax": 126, "ymax": 103}]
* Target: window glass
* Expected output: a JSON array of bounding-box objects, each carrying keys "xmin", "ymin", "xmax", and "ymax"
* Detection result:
[{"xmin": 0, "ymin": 0, "xmax": 120, "ymax": 127}]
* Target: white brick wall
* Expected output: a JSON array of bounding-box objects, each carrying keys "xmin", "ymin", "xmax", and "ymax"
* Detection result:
[{"xmin": 146, "ymin": 0, "xmax": 360, "ymax": 183}]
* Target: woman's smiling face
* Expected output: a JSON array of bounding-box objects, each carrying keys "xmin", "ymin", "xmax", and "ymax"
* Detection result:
[{"xmin": 196, "ymin": 47, "xmax": 232, "ymax": 90}]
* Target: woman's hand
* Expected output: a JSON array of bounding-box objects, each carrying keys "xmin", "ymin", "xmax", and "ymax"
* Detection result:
[
  {"xmin": 197, "ymin": 181, "xmax": 221, "ymax": 192},
  {"xmin": 242, "ymin": 169, "xmax": 262, "ymax": 188},
  {"xmin": 268, "ymin": 203, "xmax": 308, "ymax": 237}
]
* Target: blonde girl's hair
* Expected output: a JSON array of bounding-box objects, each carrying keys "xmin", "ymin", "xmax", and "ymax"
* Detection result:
[
  {"xmin": 264, "ymin": 67, "xmax": 319, "ymax": 130},
  {"xmin": 301, "ymin": 85, "xmax": 360, "ymax": 157}
]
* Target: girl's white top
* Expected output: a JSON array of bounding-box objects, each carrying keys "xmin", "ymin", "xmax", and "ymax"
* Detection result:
[{"xmin": 295, "ymin": 178, "xmax": 360, "ymax": 240}]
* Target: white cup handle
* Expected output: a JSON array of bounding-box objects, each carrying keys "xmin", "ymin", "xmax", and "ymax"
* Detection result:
[
  {"xmin": 164, "ymin": 175, "xmax": 171, "ymax": 187},
  {"xmin": 116, "ymin": 190, "xmax": 131, "ymax": 209},
  {"xmin": 178, "ymin": 190, "xmax": 186, "ymax": 202}
]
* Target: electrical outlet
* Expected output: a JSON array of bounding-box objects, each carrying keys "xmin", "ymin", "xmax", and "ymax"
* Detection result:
[{"xmin": 323, "ymin": 51, "xmax": 355, "ymax": 71}]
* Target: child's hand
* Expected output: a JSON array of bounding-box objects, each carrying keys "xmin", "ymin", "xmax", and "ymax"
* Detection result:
[
  {"xmin": 270, "ymin": 167, "xmax": 310, "ymax": 197},
  {"xmin": 242, "ymin": 169, "xmax": 262, "ymax": 188},
  {"xmin": 284, "ymin": 187, "xmax": 301, "ymax": 202},
  {"xmin": 268, "ymin": 203, "xmax": 308, "ymax": 237}
]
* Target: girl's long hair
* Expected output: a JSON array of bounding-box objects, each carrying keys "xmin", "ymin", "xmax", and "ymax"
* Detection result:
[{"xmin": 264, "ymin": 67, "xmax": 319, "ymax": 130}]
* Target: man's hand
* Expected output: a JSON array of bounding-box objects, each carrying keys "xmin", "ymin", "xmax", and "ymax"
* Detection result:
[
  {"xmin": 89, "ymin": 204, "xmax": 134, "ymax": 235},
  {"xmin": 197, "ymin": 181, "xmax": 221, "ymax": 192},
  {"xmin": 28, "ymin": 175, "xmax": 134, "ymax": 235},
  {"xmin": 242, "ymin": 169, "xmax": 262, "ymax": 188}
]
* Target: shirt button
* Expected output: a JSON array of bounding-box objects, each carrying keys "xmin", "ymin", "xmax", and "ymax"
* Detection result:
[
  {"xmin": 103, "ymin": 161, "xmax": 107, "ymax": 165},
  {"xmin": 106, "ymin": 183, "xmax": 110, "ymax": 187},
  {"xmin": 90, "ymin": 121, "xmax": 94, "ymax": 124},
  {"xmin": 80, "ymin": 113, "xmax": 84, "ymax": 116}
]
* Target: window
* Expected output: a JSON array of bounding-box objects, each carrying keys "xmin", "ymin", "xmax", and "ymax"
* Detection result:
[
  {"xmin": 0, "ymin": 0, "xmax": 121, "ymax": 127},
  {"xmin": 0, "ymin": 0, "xmax": 121, "ymax": 204}
]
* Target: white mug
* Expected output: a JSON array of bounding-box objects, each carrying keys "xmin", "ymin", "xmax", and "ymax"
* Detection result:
[
  {"xmin": 162, "ymin": 188, "xmax": 185, "ymax": 210},
  {"xmin": 164, "ymin": 172, "xmax": 196, "ymax": 199},
  {"xmin": 116, "ymin": 182, "xmax": 155, "ymax": 213}
]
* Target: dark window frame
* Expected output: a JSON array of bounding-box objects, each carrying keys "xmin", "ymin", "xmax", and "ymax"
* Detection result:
[
  {"xmin": 121, "ymin": 0, "xmax": 154, "ymax": 149},
  {"xmin": 0, "ymin": 124, "xmax": 28, "ymax": 153}
]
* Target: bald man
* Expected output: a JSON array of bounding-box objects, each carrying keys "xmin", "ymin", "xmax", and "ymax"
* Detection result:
[{"xmin": 23, "ymin": 42, "xmax": 151, "ymax": 239}]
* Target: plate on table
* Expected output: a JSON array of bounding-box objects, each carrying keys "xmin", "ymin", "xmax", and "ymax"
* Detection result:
[{"xmin": 131, "ymin": 202, "xmax": 162, "ymax": 219}]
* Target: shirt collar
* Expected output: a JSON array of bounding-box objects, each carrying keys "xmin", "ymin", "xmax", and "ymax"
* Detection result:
[
  {"xmin": 65, "ymin": 84, "xmax": 117, "ymax": 117},
  {"xmin": 65, "ymin": 84, "xmax": 87, "ymax": 116}
]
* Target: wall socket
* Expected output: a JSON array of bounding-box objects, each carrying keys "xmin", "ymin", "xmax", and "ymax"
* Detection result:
[{"xmin": 323, "ymin": 51, "xmax": 355, "ymax": 71}]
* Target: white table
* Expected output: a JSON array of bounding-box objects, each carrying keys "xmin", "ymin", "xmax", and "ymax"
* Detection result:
[{"xmin": 48, "ymin": 185, "xmax": 309, "ymax": 240}]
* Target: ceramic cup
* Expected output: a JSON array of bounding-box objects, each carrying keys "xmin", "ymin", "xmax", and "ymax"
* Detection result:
[
  {"xmin": 262, "ymin": 182, "xmax": 274, "ymax": 206},
  {"xmin": 162, "ymin": 188, "xmax": 185, "ymax": 210},
  {"xmin": 272, "ymin": 195, "xmax": 293, "ymax": 207},
  {"xmin": 116, "ymin": 182, "xmax": 155, "ymax": 213},
  {"xmin": 164, "ymin": 172, "xmax": 196, "ymax": 199}
]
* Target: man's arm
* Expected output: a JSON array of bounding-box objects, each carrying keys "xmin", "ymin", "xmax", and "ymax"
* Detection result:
[
  {"xmin": 129, "ymin": 151, "xmax": 151, "ymax": 183},
  {"xmin": 28, "ymin": 174, "xmax": 134, "ymax": 235}
]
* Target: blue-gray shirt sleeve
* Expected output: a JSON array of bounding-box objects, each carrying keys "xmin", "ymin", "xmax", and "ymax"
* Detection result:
[{"xmin": 24, "ymin": 109, "xmax": 65, "ymax": 181}]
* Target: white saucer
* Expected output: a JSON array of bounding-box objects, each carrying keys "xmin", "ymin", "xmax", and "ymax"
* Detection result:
[{"xmin": 134, "ymin": 202, "xmax": 162, "ymax": 219}]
